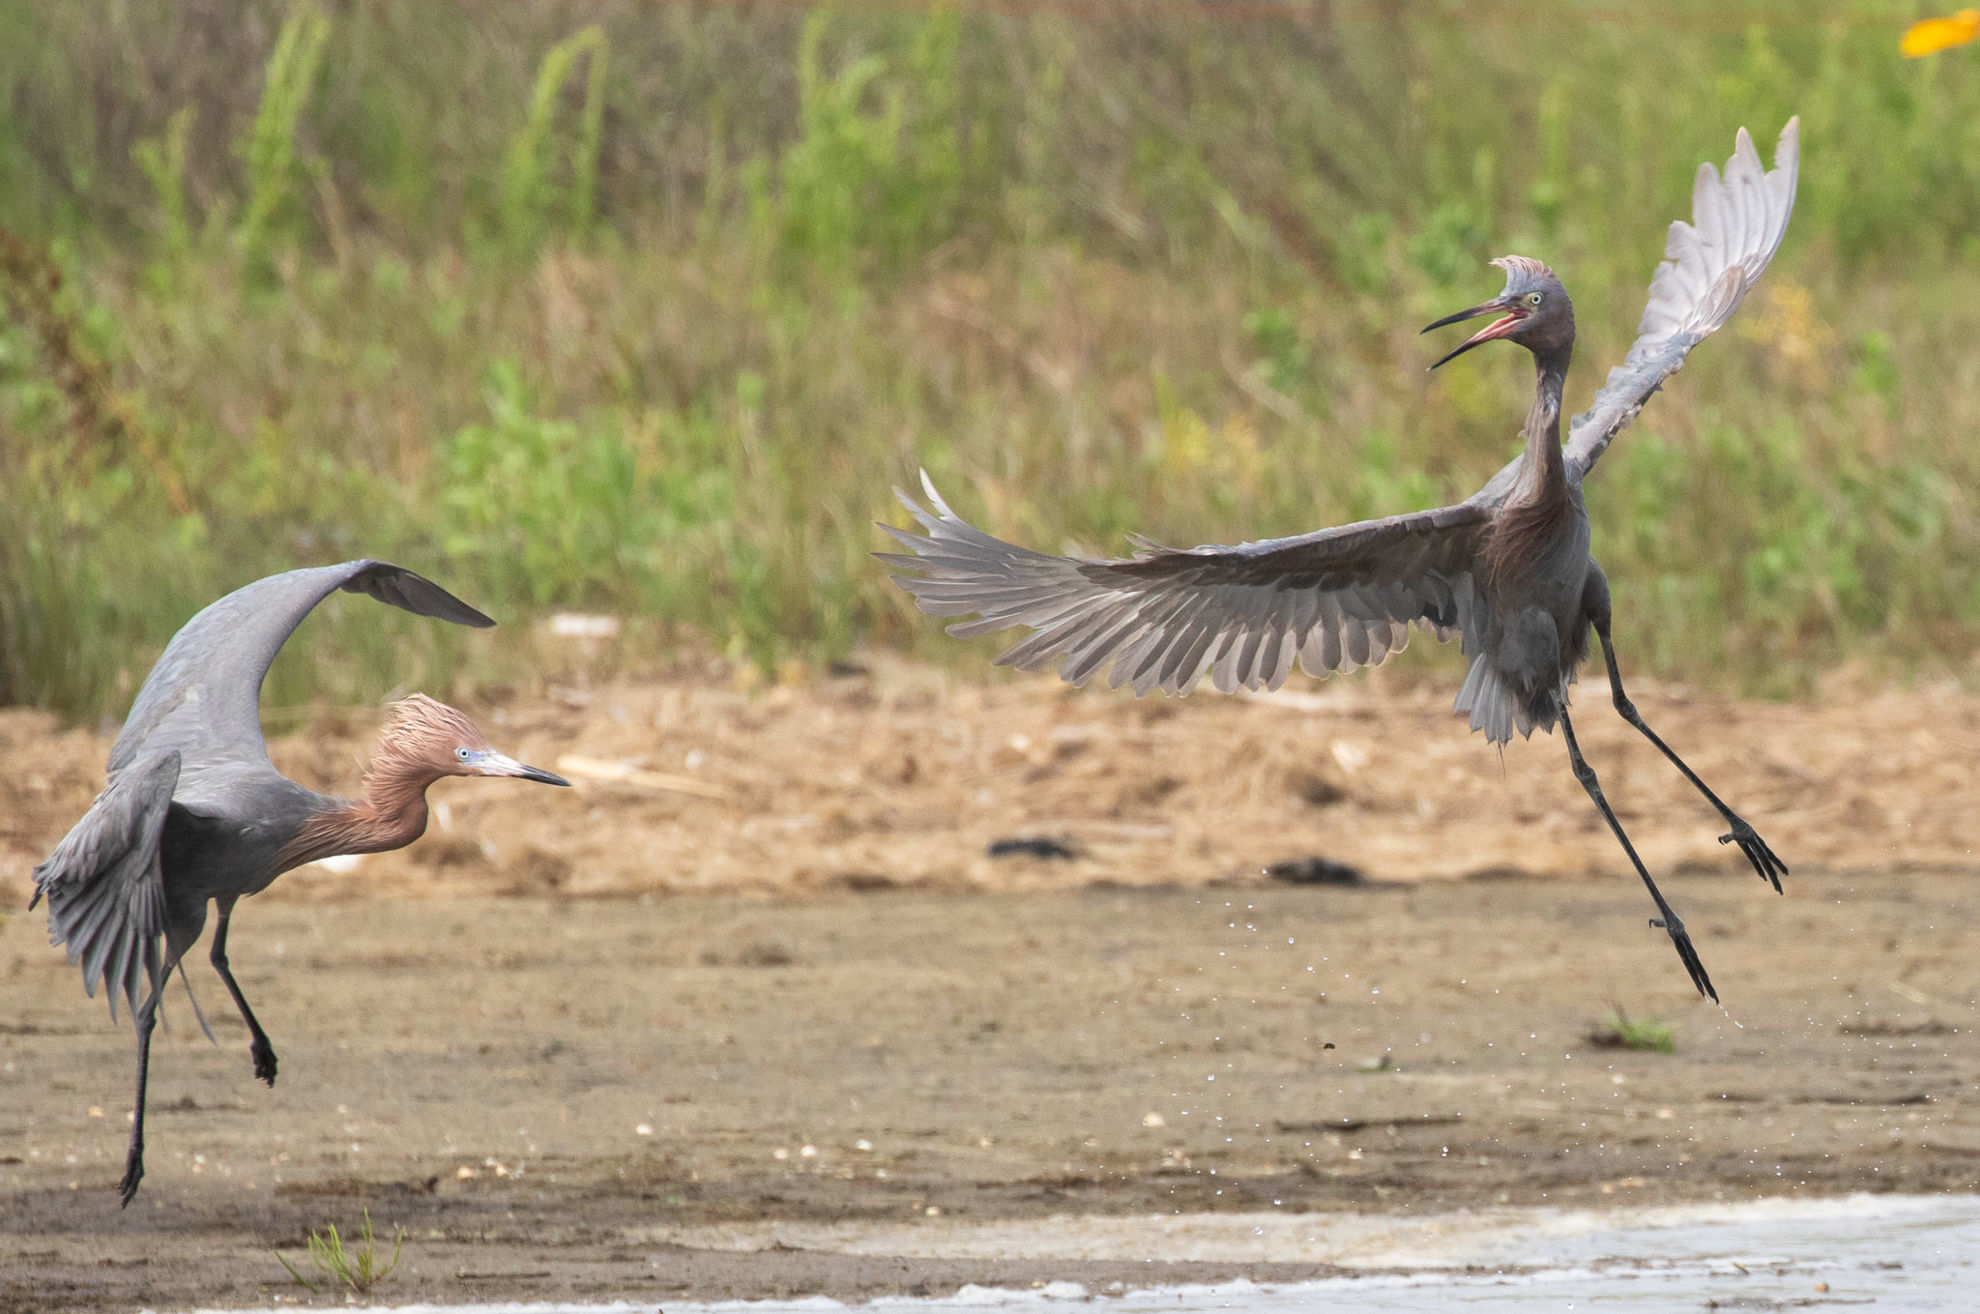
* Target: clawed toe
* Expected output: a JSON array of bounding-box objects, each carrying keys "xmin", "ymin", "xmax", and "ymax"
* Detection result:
[
  {"xmin": 1718, "ymin": 820, "xmax": 1788, "ymax": 893},
  {"xmin": 1657, "ymin": 916, "xmax": 1718, "ymax": 1004},
  {"xmin": 251, "ymin": 1042, "xmax": 278, "ymax": 1087}
]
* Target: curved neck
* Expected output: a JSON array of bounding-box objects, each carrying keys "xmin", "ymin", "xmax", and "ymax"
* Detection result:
[
  {"xmin": 1482, "ymin": 341, "xmax": 1575, "ymax": 587},
  {"xmin": 348, "ymin": 765, "xmax": 436, "ymax": 854},
  {"xmin": 1515, "ymin": 344, "xmax": 1572, "ymax": 502},
  {"xmin": 274, "ymin": 752, "xmax": 437, "ymax": 873}
]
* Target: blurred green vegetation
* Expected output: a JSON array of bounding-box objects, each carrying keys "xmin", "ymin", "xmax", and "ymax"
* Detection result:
[{"xmin": 0, "ymin": 0, "xmax": 1976, "ymax": 717}]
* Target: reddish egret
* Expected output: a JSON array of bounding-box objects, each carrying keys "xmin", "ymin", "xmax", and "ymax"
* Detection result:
[
  {"xmin": 881, "ymin": 121, "xmax": 1799, "ymax": 1002},
  {"xmin": 30, "ymin": 561, "xmax": 569, "ymax": 1204}
]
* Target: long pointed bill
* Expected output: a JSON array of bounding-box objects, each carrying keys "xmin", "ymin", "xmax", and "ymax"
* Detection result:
[
  {"xmin": 467, "ymin": 750, "xmax": 571, "ymax": 787},
  {"xmin": 1422, "ymin": 299, "xmax": 1526, "ymax": 370}
]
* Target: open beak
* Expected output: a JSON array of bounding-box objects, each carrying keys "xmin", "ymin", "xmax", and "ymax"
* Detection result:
[
  {"xmin": 466, "ymin": 749, "xmax": 570, "ymax": 787},
  {"xmin": 1422, "ymin": 298, "xmax": 1527, "ymax": 370}
]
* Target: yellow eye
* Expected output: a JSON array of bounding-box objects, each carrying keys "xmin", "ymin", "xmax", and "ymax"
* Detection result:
[{"xmin": 1528, "ymin": 292, "xmax": 1543, "ymax": 307}]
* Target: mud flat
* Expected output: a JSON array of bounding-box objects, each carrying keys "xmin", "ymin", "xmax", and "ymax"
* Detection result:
[{"xmin": 3, "ymin": 864, "xmax": 1977, "ymax": 1310}]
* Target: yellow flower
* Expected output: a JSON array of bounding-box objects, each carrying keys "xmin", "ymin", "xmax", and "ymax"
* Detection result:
[{"xmin": 1901, "ymin": 10, "xmax": 1980, "ymax": 58}]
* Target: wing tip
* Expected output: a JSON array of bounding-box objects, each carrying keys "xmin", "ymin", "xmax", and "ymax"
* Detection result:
[{"xmin": 1567, "ymin": 113, "xmax": 1803, "ymax": 479}]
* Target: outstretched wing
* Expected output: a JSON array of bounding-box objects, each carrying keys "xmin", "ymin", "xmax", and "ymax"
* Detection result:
[
  {"xmin": 1565, "ymin": 118, "xmax": 1800, "ymax": 481},
  {"xmin": 30, "ymin": 750, "xmax": 180, "ymax": 1023},
  {"xmin": 109, "ymin": 560, "xmax": 494, "ymax": 775},
  {"xmin": 878, "ymin": 473, "xmax": 1491, "ymax": 697}
]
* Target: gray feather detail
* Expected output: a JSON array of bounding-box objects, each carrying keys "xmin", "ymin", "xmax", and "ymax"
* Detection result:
[
  {"xmin": 1566, "ymin": 118, "xmax": 1800, "ymax": 482},
  {"xmin": 880, "ymin": 472, "xmax": 1491, "ymax": 699},
  {"xmin": 1453, "ymin": 657, "xmax": 1511, "ymax": 744},
  {"xmin": 1262, "ymin": 632, "xmax": 1296, "ymax": 692},
  {"xmin": 1343, "ymin": 619, "xmax": 1371, "ymax": 669},
  {"xmin": 1158, "ymin": 599, "xmax": 1218, "ymax": 690},
  {"xmin": 1209, "ymin": 634, "xmax": 1245, "ymax": 696},
  {"xmin": 1227, "ymin": 621, "xmax": 1272, "ymax": 693},
  {"xmin": 31, "ymin": 750, "xmax": 180, "ymax": 1024},
  {"xmin": 1452, "ymin": 654, "xmax": 1558, "ymax": 743},
  {"xmin": 1301, "ymin": 598, "xmax": 1331, "ymax": 673}
]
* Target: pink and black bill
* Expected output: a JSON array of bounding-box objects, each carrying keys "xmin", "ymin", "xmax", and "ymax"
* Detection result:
[{"xmin": 1421, "ymin": 298, "xmax": 1527, "ymax": 370}]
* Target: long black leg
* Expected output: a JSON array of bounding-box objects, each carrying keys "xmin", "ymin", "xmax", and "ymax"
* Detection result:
[
  {"xmin": 210, "ymin": 904, "xmax": 277, "ymax": 1086},
  {"xmin": 1594, "ymin": 618, "xmax": 1788, "ymax": 892},
  {"xmin": 119, "ymin": 988, "xmax": 161, "ymax": 1207},
  {"xmin": 1561, "ymin": 707, "xmax": 1718, "ymax": 1003}
]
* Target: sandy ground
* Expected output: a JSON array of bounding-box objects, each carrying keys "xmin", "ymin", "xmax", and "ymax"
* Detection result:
[
  {"xmin": 2, "ymin": 655, "xmax": 1968, "ymax": 906},
  {"xmin": 0, "ymin": 662, "xmax": 1977, "ymax": 1310}
]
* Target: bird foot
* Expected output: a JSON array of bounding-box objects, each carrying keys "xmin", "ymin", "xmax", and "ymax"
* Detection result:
[
  {"xmin": 117, "ymin": 1148, "xmax": 145, "ymax": 1208},
  {"xmin": 251, "ymin": 1040, "xmax": 278, "ymax": 1087},
  {"xmin": 1649, "ymin": 914, "xmax": 1718, "ymax": 1005},
  {"xmin": 1718, "ymin": 818, "xmax": 1787, "ymax": 893}
]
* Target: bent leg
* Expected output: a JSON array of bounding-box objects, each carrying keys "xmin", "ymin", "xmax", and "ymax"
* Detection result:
[
  {"xmin": 210, "ymin": 903, "xmax": 277, "ymax": 1086},
  {"xmin": 1594, "ymin": 618, "xmax": 1787, "ymax": 892},
  {"xmin": 1562, "ymin": 708, "xmax": 1718, "ymax": 1003},
  {"xmin": 119, "ymin": 989, "xmax": 161, "ymax": 1207}
]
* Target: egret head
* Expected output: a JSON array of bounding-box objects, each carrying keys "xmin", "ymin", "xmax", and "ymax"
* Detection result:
[
  {"xmin": 1422, "ymin": 256, "xmax": 1575, "ymax": 369},
  {"xmin": 378, "ymin": 693, "xmax": 569, "ymax": 787}
]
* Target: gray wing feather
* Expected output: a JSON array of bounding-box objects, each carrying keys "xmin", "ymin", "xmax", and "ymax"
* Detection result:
[
  {"xmin": 1565, "ymin": 118, "xmax": 1799, "ymax": 481},
  {"xmin": 878, "ymin": 472, "xmax": 1490, "ymax": 697},
  {"xmin": 108, "ymin": 560, "xmax": 494, "ymax": 775},
  {"xmin": 29, "ymin": 750, "xmax": 180, "ymax": 1023}
]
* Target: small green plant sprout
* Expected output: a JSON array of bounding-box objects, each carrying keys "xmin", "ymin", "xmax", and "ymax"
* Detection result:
[
  {"xmin": 1589, "ymin": 1008, "xmax": 1676, "ymax": 1055},
  {"xmin": 275, "ymin": 1209, "xmax": 406, "ymax": 1295}
]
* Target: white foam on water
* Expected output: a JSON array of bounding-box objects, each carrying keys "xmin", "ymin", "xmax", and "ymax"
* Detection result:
[
  {"xmin": 626, "ymin": 1187, "xmax": 1962, "ymax": 1267},
  {"xmin": 183, "ymin": 1191, "xmax": 1980, "ymax": 1314}
]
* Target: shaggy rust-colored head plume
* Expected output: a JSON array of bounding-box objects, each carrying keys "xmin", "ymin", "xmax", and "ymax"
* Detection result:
[
  {"xmin": 363, "ymin": 692, "xmax": 569, "ymax": 787},
  {"xmin": 366, "ymin": 693, "xmax": 493, "ymax": 783}
]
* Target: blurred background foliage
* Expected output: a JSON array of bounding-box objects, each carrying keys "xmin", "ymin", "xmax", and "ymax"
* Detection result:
[{"xmin": 0, "ymin": 0, "xmax": 1975, "ymax": 717}]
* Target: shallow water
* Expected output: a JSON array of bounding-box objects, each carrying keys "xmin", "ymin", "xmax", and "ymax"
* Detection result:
[{"xmin": 198, "ymin": 1191, "xmax": 1978, "ymax": 1313}]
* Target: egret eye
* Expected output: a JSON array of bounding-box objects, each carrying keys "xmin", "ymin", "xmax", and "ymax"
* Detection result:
[
  {"xmin": 1527, "ymin": 292, "xmax": 1543, "ymax": 307},
  {"xmin": 455, "ymin": 747, "xmax": 470, "ymax": 761}
]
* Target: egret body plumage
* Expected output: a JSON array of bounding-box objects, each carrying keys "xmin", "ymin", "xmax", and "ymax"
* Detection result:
[{"xmin": 31, "ymin": 560, "xmax": 570, "ymax": 1204}]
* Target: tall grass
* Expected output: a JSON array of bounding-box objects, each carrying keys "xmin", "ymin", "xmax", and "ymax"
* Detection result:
[
  {"xmin": 0, "ymin": 0, "xmax": 1975, "ymax": 717},
  {"xmin": 235, "ymin": 0, "xmax": 332, "ymax": 272},
  {"xmin": 499, "ymin": 25, "xmax": 609, "ymax": 256}
]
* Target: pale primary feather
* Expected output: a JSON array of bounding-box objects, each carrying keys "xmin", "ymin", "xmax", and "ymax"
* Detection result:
[{"xmin": 1565, "ymin": 119, "xmax": 1799, "ymax": 479}]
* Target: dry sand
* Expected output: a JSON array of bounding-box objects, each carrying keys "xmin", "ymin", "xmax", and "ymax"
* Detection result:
[
  {"xmin": 0, "ymin": 660, "xmax": 1975, "ymax": 1310},
  {"xmin": 3, "ymin": 655, "xmax": 1966, "ymax": 906}
]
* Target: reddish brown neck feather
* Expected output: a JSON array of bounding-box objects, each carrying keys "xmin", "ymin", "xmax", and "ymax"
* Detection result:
[
  {"xmin": 273, "ymin": 759, "xmax": 438, "ymax": 874},
  {"xmin": 271, "ymin": 698, "xmax": 472, "ymax": 872}
]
